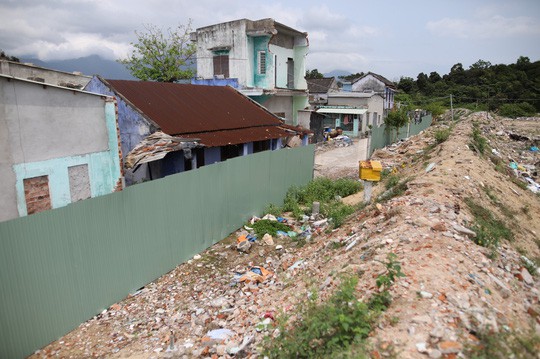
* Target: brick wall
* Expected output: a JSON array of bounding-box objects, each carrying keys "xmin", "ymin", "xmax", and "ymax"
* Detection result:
[{"xmin": 23, "ymin": 176, "xmax": 52, "ymax": 215}]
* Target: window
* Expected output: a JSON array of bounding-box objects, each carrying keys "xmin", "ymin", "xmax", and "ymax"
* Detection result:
[
  {"xmin": 213, "ymin": 54, "xmax": 229, "ymax": 78},
  {"xmin": 258, "ymin": 51, "xmax": 266, "ymax": 75},
  {"xmin": 287, "ymin": 58, "xmax": 294, "ymax": 88},
  {"xmin": 23, "ymin": 175, "xmax": 52, "ymax": 215},
  {"xmin": 68, "ymin": 164, "xmax": 91, "ymax": 202}
]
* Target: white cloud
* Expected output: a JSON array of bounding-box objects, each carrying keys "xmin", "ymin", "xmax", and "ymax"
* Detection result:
[{"xmin": 427, "ymin": 14, "xmax": 540, "ymax": 39}]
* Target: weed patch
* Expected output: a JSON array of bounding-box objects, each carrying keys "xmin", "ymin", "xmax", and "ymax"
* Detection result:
[
  {"xmin": 262, "ymin": 254, "xmax": 404, "ymax": 358},
  {"xmin": 469, "ymin": 122, "xmax": 488, "ymax": 155},
  {"xmin": 465, "ymin": 198, "xmax": 513, "ymax": 249},
  {"xmin": 465, "ymin": 325, "xmax": 540, "ymax": 359},
  {"xmin": 434, "ymin": 128, "xmax": 451, "ymax": 143},
  {"xmin": 251, "ymin": 219, "xmax": 291, "ymax": 238}
]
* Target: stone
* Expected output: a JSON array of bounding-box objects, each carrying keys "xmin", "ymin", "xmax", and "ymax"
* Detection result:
[
  {"xmin": 263, "ymin": 233, "xmax": 274, "ymax": 246},
  {"xmin": 237, "ymin": 240, "xmax": 251, "ymax": 253},
  {"xmin": 428, "ymin": 349, "xmax": 442, "ymax": 359},
  {"xmin": 416, "ymin": 342, "xmax": 428, "ymax": 353},
  {"xmin": 431, "ymin": 222, "xmax": 447, "ymax": 231},
  {"xmin": 520, "ymin": 268, "xmax": 534, "ymax": 285},
  {"xmin": 430, "ymin": 326, "xmax": 445, "ymax": 339},
  {"xmin": 438, "ymin": 340, "xmax": 462, "ymax": 354},
  {"xmin": 419, "ymin": 291, "xmax": 434, "ymax": 299},
  {"xmin": 452, "ymin": 224, "xmax": 476, "ymax": 237},
  {"xmin": 487, "ymin": 273, "xmax": 511, "ymax": 298}
]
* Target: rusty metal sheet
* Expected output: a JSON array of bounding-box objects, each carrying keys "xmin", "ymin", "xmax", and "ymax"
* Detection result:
[
  {"xmin": 179, "ymin": 125, "xmax": 296, "ymax": 147},
  {"xmin": 106, "ymin": 80, "xmax": 284, "ymax": 135}
]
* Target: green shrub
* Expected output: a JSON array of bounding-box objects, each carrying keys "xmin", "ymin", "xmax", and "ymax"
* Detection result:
[
  {"xmin": 262, "ymin": 255, "xmax": 404, "ymax": 358},
  {"xmin": 434, "ymin": 128, "xmax": 451, "ymax": 143},
  {"xmin": 323, "ymin": 202, "xmax": 355, "ymax": 228},
  {"xmin": 465, "ymin": 198, "xmax": 513, "ymax": 249},
  {"xmin": 251, "ymin": 219, "xmax": 291, "ymax": 238},
  {"xmin": 465, "ymin": 325, "xmax": 540, "ymax": 359},
  {"xmin": 262, "ymin": 276, "xmax": 373, "ymax": 358},
  {"xmin": 470, "ymin": 123, "xmax": 488, "ymax": 154},
  {"xmin": 498, "ymin": 102, "xmax": 537, "ymax": 118}
]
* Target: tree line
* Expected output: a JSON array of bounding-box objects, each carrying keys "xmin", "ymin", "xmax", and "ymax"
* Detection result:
[{"xmin": 396, "ymin": 57, "xmax": 540, "ymax": 117}]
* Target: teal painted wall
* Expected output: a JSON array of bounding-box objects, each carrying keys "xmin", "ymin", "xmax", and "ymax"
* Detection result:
[
  {"xmin": 0, "ymin": 145, "xmax": 314, "ymax": 358},
  {"xmin": 253, "ymin": 36, "xmax": 271, "ymax": 88},
  {"xmin": 11, "ymin": 101, "xmax": 121, "ymax": 217},
  {"xmin": 369, "ymin": 114, "xmax": 432, "ymax": 156}
]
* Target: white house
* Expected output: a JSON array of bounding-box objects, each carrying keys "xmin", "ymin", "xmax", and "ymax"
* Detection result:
[{"xmin": 191, "ymin": 18, "xmax": 309, "ymax": 125}]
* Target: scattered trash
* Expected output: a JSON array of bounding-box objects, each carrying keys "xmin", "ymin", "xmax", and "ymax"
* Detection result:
[
  {"xmin": 491, "ymin": 148, "xmax": 501, "ymax": 157},
  {"xmin": 425, "ymin": 162, "xmax": 436, "ymax": 173},
  {"xmin": 206, "ymin": 328, "xmax": 235, "ymax": 341},
  {"xmin": 313, "ymin": 218, "xmax": 328, "ymax": 227},
  {"xmin": 276, "ymin": 230, "xmax": 288, "ymax": 238},
  {"xmin": 287, "ymin": 259, "xmax": 305, "ymax": 271},
  {"xmin": 193, "ymin": 254, "xmax": 201, "ymax": 260},
  {"xmin": 237, "ymin": 240, "xmax": 252, "ymax": 253},
  {"xmin": 275, "ymin": 245, "xmax": 283, "ymax": 250},
  {"xmin": 262, "ymin": 214, "xmax": 277, "ymax": 221},
  {"xmin": 263, "ymin": 233, "xmax": 274, "ymax": 246},
  {"xmin": 530, "ymin": 146, "xmax": 539, "ymax": 152},
  {"xmin": 239, "ymin": 266, "xmax": 273, "ymax": 283},
  {"xmin": 345, "ymin": 238, "xmax": 358, "ymax": 251},
  {"xmin": 277, "ymin": 217, "xmax": 288, "ymax": 223}
]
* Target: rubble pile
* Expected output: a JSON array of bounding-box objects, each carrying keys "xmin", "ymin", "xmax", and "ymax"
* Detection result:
[{"xmin": 32, "ymin": 111, "xmax": 540, "ymax": 359}]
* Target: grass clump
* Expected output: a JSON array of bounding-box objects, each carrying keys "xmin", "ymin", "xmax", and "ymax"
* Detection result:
[
  {"xmin": 465, "ymin": 325, "xmax": 540, "ymax": 359},
  {"xmin": 470, "ymin": 122, "xmax": 488, "ymax": 155},
  {"xmin": 465, "ymin": 198, "xmax": 513, "ymax": 249},
  {"xmin": 280, "ymin": 178, "xmax": 361, "ymax": 227},
  {"xmin": 251, "ymin": 219, "xmax": 291, "ymax": 238},
  {"xmin": 262, "ymin": 254, "xmax": 404, "ymax": 358},
  {"xmin": 434, "ymin": 128, "xmax": 451, "ymax": 143},
  {"xmin": 377, "ymin": 175, "xmax": 410, "ymax": 203}
]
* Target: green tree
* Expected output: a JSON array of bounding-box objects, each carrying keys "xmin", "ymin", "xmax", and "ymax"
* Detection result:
[
  {"xmin": 385, "ymin": 108, "xmax": 409, "ymax": 140},
  {"xmin": 0, "ymin": 49, "xmax": 20, "ymax": 62},
  {"xmin": 339, "ymin": 72, "xmax": 365, "ymax": 82},
  {"xmin": 119, "ymin": 21, "xmax": 196, "ymax": 82},
  {"xmin": 305, "ymin": 68, "xmax": 324, "ymax": 79}
]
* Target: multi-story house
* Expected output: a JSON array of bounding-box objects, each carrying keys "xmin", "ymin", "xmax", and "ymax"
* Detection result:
[{"xmin": 191, "ymin": 18, "xmax": 309, "ymax": 126}]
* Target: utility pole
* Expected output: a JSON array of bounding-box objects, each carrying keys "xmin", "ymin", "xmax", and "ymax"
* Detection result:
[{"xmin": 450, "ymin": 94, "xmax": 454, "ymax": 120}]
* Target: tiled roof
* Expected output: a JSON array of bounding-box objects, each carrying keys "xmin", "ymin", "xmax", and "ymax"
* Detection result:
[
  {"xmin": 306, "ymin": 77, "xmax": 336, "ymax": 93},
  {"xmin": 352, "ymin": 72, "xmax": 397, "ymax": 89}
]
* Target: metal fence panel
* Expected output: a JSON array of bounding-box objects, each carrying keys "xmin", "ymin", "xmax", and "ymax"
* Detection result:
[
  {"xmin": 0, "ymin": 145, "xmax": 314, "ymax": 358},
  {"xmin": 369, "ymin": 115, "xmax": 432, "ymax": 155}
]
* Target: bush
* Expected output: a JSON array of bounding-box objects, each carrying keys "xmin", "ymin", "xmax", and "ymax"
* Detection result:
[
  {"xmin": 465, "ymin": 198, "xmax": 513, "ymax": 249},
  {"xmin": 251, "ymin": 219, "xmax": 291, "ymax": 238},
  {"xmin": 498, "ymin": 102, "xmax": 537, "ymax": 118},
  {"xmin": 262, "ymin": 276, "xmax": 373, "ymax": 358},
  {"xmin": 434, "ymin": 128, "xmax": 451, "ymax": 143}
]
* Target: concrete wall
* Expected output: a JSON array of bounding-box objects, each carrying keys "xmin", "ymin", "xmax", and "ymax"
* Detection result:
[
  {"xmin": 270, "ymin": 44, "xmax": 294, "ymax": 89},
  {"xmin": 85, "ymin": 76, "xmax": 155, "ymax": 185},
  {"xmin": 256, "ymin": 95, "xmax": 293, "ymax": 122},
  {"xmin": 0, "ymin": 60, "xmax": 91, "ymax": 89},
  {"xmin": 194, "ymin": 20, "xmax": 249, "ymax": 86},
  {"xmin": 352, "ymin": 75, "xmax": 385, "ymax": 93},
  {"xmin": 0, "ymin": 77, "xmax": 121, "ymax": 222}
]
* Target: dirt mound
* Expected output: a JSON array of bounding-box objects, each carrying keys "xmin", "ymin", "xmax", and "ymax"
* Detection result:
[{"xmin": 32, "ymin": 111, "xmax": 540, "ymax": 359}]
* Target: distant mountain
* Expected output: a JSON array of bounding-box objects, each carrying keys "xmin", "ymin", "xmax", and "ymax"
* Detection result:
[
  {"xmin": 324, "ymin": 69, "xmax": 352, "ymax": 78},
  {"xmin": 20, "ymin": 55, "xmax": 136, "ymax": 80}
]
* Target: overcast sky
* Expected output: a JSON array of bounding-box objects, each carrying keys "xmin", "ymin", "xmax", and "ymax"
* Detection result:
[{"xmin": 1, "ymin": 0, "xmax": 539, "ymax": 80}]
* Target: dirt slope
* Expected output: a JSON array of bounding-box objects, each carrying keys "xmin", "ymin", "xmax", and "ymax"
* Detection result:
[{"xmin": 32, "ymin": 111, "xmax": 540, "ymax": 359}]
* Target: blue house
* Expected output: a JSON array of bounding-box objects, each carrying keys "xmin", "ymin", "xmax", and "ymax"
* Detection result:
[{"xmin": 85, "ymin": 77, "xmax": 309, "ymax": 185}]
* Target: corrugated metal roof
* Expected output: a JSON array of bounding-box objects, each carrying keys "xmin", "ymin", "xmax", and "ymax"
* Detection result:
[
  {"xmin": 180, "ymin": 126, "xmax": 295, "ymax": 147},
  {"xmin": 106, "ymin": 80, "xmax": 284, "ymax": 136}
]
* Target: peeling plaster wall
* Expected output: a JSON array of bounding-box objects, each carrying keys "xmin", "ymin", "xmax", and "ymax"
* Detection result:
[
  {"xmin": 0, "ymin": 77, "xmax": 121, "ymax": 222},
  {"xmin": 85, "ymin": 77, "xmax": 154, "ymax": 185},
  {"xmin": 195, "ymin": 20, "xmax": 249, "ymax": 86}
]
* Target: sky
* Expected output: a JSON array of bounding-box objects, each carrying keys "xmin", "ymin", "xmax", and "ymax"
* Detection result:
[{"xmin": 1, "ymin": 0, "xmax": 539, "ymax": 81}]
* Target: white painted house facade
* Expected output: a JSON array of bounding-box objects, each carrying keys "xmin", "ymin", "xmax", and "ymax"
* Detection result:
[{"xmin": 191, "ymin": 18, "xmax": 309, "ymax": 125}]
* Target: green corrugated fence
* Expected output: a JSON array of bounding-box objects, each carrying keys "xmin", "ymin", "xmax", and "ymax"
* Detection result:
[
  {"xmin": 0, "ymin": 145, "xmax": 314, "ymax": 358},
  {"xmin": 369, "ymin": 114, "xmax": 432, "ymax": 156}
]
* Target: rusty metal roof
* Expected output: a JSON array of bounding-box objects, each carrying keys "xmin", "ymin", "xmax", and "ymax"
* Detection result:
[
  {"xmin": 106, "ymin": 80, "xmax": 287, "ymax": 140},
  {"xmin": 180, "ymin": 126, "xmax": 298, "ymax": 147}
]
